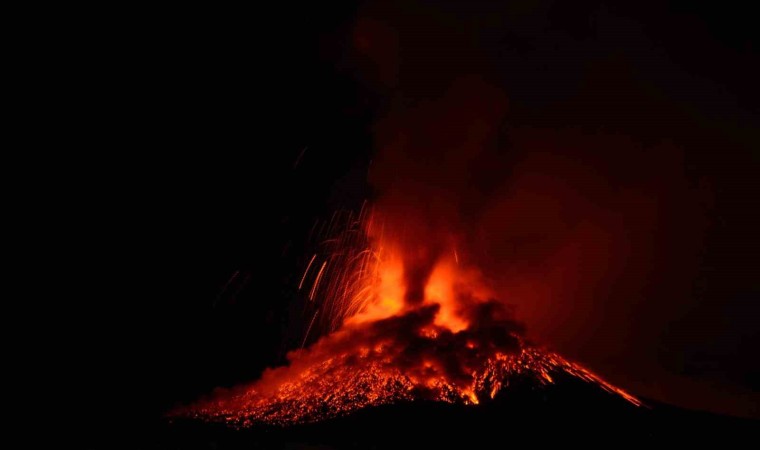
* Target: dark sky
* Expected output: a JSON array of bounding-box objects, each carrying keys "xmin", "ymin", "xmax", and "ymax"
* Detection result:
[{"xmin": 71, "ymin": 0, "xmax": 758, "ymax": 438}]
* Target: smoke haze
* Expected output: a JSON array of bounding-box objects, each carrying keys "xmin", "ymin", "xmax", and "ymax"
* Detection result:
[{"xmin": 350, "ymin": 0, "xmax": 759, "ymax": 417}]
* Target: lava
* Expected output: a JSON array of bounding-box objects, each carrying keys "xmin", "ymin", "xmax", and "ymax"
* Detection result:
[
  {"xmin": 174, "ymin": 208, "xmax": 641, "ymax": 427},
  {"xmin": 180, "ymin": 333, "xmax": 640, "ymax": 427}
]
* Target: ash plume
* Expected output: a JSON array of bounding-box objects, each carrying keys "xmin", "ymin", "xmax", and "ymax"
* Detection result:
[{"xmin": 350, "ymin": 1, "xmax": 721, "ymax": 415}]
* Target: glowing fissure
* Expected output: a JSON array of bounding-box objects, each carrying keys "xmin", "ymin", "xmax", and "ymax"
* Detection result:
[{"xmin": 175, "ymin": 208, "xmax": 641, "ymax": 427}]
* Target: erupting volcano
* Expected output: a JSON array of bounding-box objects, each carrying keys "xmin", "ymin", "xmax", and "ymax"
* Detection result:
[{"xmin": 174, "ymin": 207, "xmax": 641, "ymax": 428}]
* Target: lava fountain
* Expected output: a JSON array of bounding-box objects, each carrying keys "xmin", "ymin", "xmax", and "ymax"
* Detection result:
[{"xmin": 173, "ymin": 206, "xmax": 641, "ymax": 427}]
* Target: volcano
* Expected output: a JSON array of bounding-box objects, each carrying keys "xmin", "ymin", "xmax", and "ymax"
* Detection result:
[
  {"xmin": 165, "ymin": 210, "xmax": 756, "ymax": 447},
  {"xmin": 174, "ymin": 306, "xmax": 640, "ymax": 428},
  {"xmin": 165, "ymin": 337, "xmax": 756, "ymax": 448},
  {"xmin": 165, "ymin": 327, "xmax": 756, "ymax": 448},
  {"xmin": 171, "ymin": 210, "xmax": 644, "ymax": 434}
]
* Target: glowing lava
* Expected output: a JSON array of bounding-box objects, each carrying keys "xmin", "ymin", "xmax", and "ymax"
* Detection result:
[{"xmin": 174, "ymin": 208, "xmax": 641, "ymax": 427}]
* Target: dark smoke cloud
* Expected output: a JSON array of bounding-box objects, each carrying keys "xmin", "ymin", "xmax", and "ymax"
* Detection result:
[
  {"xmin": 368, "ymin": 76, "xmax": 509, "ymax": 307},
  {"xmin": 349, "ymin": 0, "xmax": 759, "ymax": 417}
]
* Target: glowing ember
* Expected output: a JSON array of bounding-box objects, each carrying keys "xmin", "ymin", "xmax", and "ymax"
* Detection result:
[
  {"xmin": 173, "ymin": 207, "xmax": 641, "ymax": 427},
  {"xmin": 180, "ymin": 341, "xmax": 640, "ymax": 427}
]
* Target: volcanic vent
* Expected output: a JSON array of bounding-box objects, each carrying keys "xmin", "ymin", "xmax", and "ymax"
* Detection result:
[{"xmin": 174, "ymin": 209, "xmax": 641, "ymax": 427}]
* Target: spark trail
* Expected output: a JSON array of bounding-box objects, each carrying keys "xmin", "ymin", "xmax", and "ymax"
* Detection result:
[{"xmin": 174, "ymin": 206, "xmax": 641, "ymax": 427}]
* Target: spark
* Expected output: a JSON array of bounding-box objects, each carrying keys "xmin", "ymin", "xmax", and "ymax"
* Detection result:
[
  {"xmin": 309, "ymin": 261, "xmax": 327, "ymax": 301},
  {"xmin": 293, "ymin": 146, "xmax": 308, "ymax": 169},
  {"xmin": 213, "ymin": 270, "xmax": 240, "ymax": 307},
  {"xmin": 175, "ymin": 203, "xmax": 643, "ymax": 428},
  {"xmin": 301, "ymin": 310, "xmax": 319, "ymax": 349},
  {"xmin": 298, "ymin": 254, "xmax": 317, "ymax": 290}
]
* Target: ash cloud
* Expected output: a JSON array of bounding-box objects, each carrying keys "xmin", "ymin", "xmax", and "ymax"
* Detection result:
[{"xmin": 346, "ymin": 0, "xmax": 758, "ymax": 417}]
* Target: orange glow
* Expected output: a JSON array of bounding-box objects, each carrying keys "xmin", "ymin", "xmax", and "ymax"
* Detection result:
[
  {"xmin": 423, "ymin": 259, "xmax": 467, "ymax": 332},
  {"xmin": 345, "ymin": 245, "xmax": 405, "ymax": 325},
  {"xmin": 175, "ymin": 207, "xmax": 642, "ymax": 427},
  {"xmin": 423, "ymin": 256, "xmax": 495, "ymax": 332},
  {"xmin": 176, "ymin": 344, "xmax": 641, "ymax": 426}
]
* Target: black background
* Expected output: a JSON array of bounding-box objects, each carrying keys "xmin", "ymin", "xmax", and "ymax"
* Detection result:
[{"xmin": 68, "ymin": 3, "xmax": 372, "ymax": 439}]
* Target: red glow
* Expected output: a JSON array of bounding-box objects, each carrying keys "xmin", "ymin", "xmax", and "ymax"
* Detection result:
[{"xmin": 174, "ymin": 208, "xmax": 642, "ymax": 427}]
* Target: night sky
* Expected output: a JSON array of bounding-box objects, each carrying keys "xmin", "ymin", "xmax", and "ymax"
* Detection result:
[{"xmin": 71, "ymin": 1, "xmax": 758, "ymax": 440}]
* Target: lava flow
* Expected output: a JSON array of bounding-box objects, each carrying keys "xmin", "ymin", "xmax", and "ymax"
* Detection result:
[{"xmin": 175, "ymin": 207, "xmax": 641, "ymax": 427}]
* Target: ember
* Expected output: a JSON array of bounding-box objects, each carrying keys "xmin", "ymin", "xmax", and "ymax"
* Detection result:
[{"xmin": 174, "ymin": 208, "xmax": 641, "ymax": 427}]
